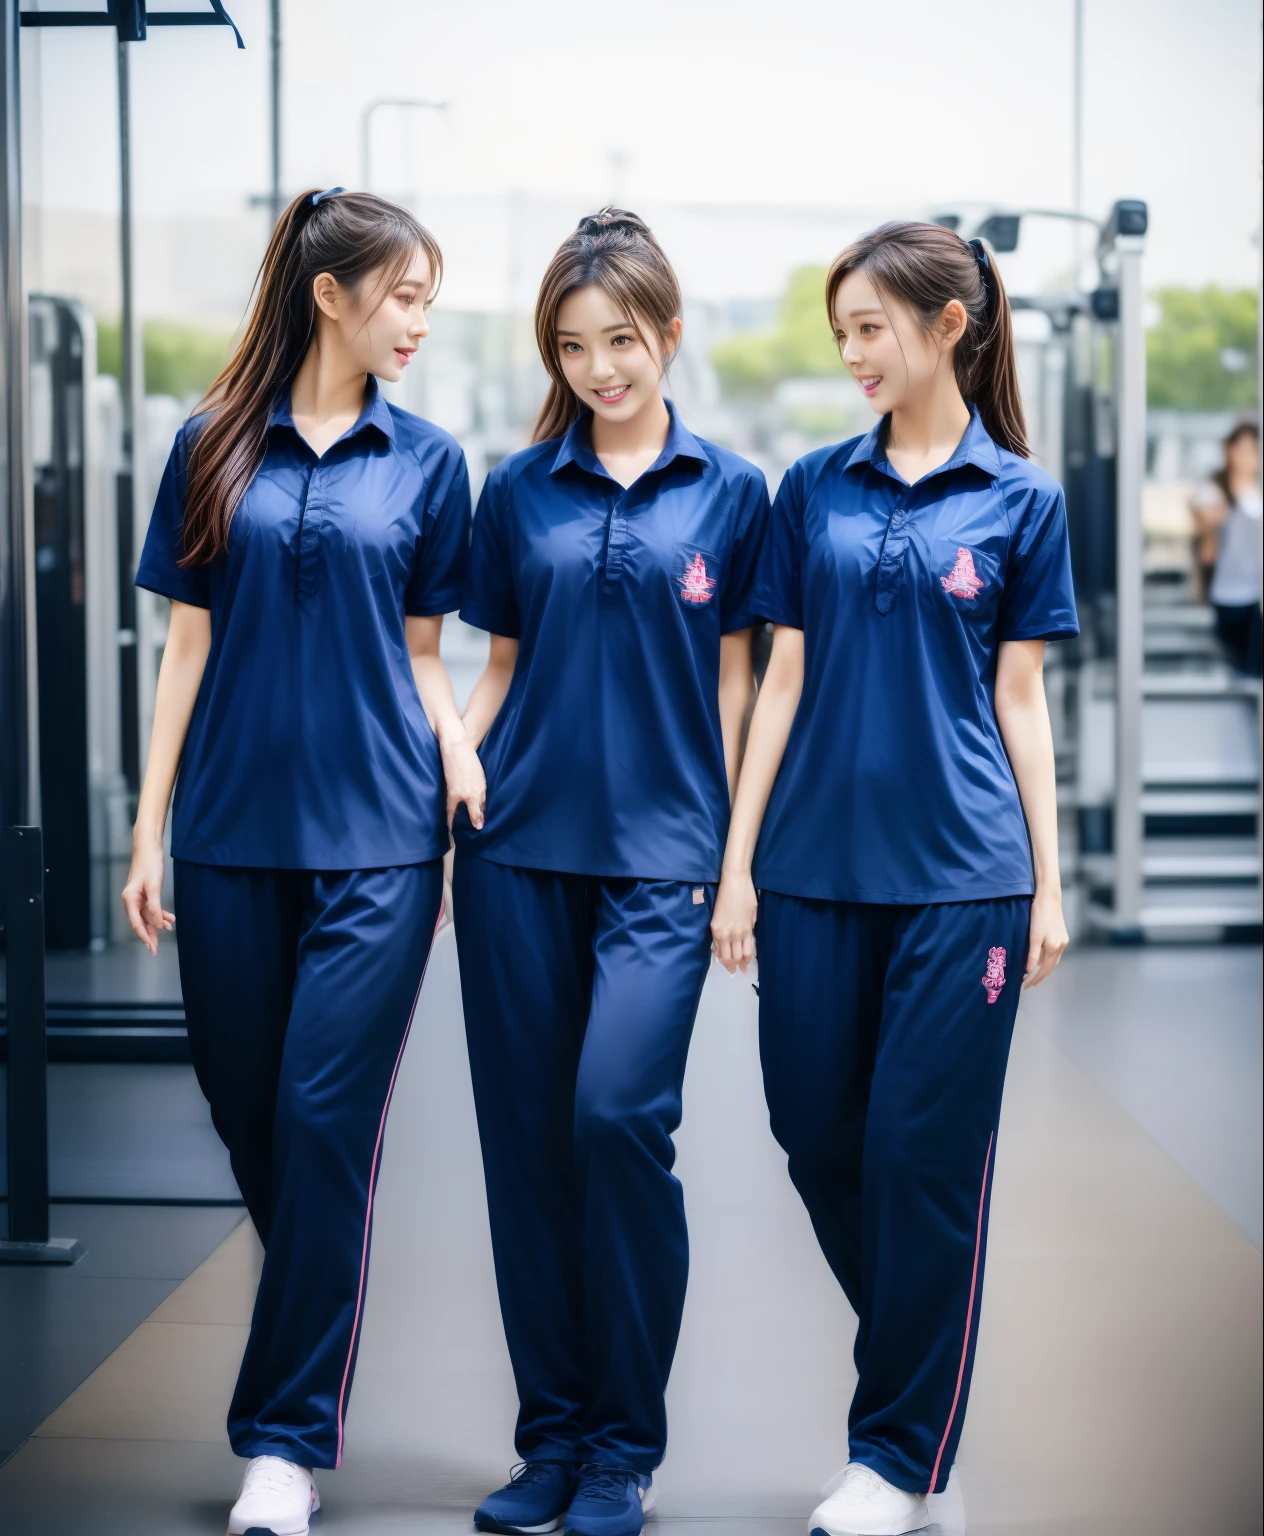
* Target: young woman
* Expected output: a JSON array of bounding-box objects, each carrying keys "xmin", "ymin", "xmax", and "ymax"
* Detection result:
[
  {"xmin": 1191, "ymin": 420, "xmax": 1261, "ymax": 675},
  {"xmin": 452, "ymin": 209, "xmax": 769, "ymax": 1536},
  {"xmin": 121, "ymin": 189, "xmax": 482, "ymax": 1536},
  {"xmin": 711, "ymin": 222, "xmax": 1078, "ymax": 1536}
]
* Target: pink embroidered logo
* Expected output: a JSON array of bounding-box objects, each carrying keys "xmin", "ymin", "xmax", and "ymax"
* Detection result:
[
  {"xmin": 678, "ymin": 551, "xmax": 717, "ymax": 605},
  {"xmin": 981, "ymin": 946, "xmax": 1007, "ymax": 1004},
  {"xmin": 941, "ymin": 546, "xmax": 985, "ymax": 600}
]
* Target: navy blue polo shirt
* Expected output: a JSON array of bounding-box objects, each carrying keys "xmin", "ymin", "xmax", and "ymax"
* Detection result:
[
  {"xmin": 752, "ymin": 406, "xmax": 1078, "ymax": 904},
  {"xmin": 456, "ymin": 404, "xmax": 770, "ymax": 882},
  {"xmin": 136, "ymin": 379, "xmax": 471, "ymax": 870}
]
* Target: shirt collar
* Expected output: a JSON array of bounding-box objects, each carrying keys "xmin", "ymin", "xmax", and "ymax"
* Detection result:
[
  {"xmin": 549, "ymin": 398, "xmax": 708, "ymax": 481},
  {"xmin": 267, "ymin": 375, "xmax": 396, "ymax": 447},
  {"xmin": 843, "ymin": 403, "xmax": 1001, "ymax": 482}
]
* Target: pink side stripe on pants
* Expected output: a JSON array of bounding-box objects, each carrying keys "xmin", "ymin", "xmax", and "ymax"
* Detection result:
[{"xmin": 928, "ymin": 1130, "xmax": 994, "ymax": 1494}]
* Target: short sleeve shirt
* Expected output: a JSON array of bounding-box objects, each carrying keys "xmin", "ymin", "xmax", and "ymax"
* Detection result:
[
  {"xmin": 136, "ymin": 380, "xmax": 471, "ymax": 870},
  {"xmin": 457, "ymin": 403, "xmax": 770, "ymax": 882},
  {"xmin": 752, "ymin": 406, "xmax": 1078, "ymax": 904}
]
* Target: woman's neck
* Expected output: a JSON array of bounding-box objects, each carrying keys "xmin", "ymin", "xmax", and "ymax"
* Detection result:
[
  {"xmin": 885, "ymin": 374, "xmax": 971, "ymax": 483},
  {"xmin": 290, "ymin": 336, "xmax": 368, "ymax": 427},
  {"xmin": 590, "ymin": 390, "xmax": 670, "ymax": 461}
]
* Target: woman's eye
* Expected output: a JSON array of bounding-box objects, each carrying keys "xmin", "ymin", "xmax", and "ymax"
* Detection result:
[
  {"xmin": 860, "ymin": 324, "xmax": 876, "ymax": 335},
  {"xmin": 611, "ymin": 334, "xmax": 633, "ymax": 347},
  {"xmin": 562, "ymin": 342, "xmax": 582, "ymax": 354}
]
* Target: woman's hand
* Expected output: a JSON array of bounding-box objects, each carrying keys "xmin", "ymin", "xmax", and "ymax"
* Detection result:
[
  {"xmin": 121, "ymin": 835, "xmax": 174, "ymax": 956},
  {"xmin": 1023, "ymin": 884, "xmax": 1069, "ymax": 988},
  {"xmin": 441, "ymin": 727, "xmax": 486, "ymax": 831},
  {"xmin": 712, "ymin": 866, "xmax": 758, "ymax": 974}
]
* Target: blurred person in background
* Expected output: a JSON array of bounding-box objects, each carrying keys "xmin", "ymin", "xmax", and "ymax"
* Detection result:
[
  {"xmin": 121, "ymin": 189, "xmax": 481, "ymax": 1536},
  {"xmin": 1191, "ymin": 421, "xmax": 1261, "ymax": 675},
  {"xmin": 712, "ymin": 223, "xmax": 1076, "ymax": 1536},
  {"xmin": 453, "ymin": 209, "xmax": 768, "ymax": 1536}
]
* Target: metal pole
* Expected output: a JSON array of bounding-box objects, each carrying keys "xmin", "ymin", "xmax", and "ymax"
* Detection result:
[
  {"xmin": 1, "ymin": 0, "xmax": 31, "ymax": 830},
  {"xmin": 1, "ymin": 826, "xmax": 82, "ymax": 1262},
  {"xmin": 115, "ymin": 39, "xmax": 140, "ymax": 799},
  {"xmin": 0, "ymin": 4, "xmax": 81, "ymax": 1263},
  {"xmin": 269, "ymin": 0, "xmax": 281, "ymax": 224},
  {"xmin": 1071, "ymin": 0, "xmax": 1084, "ymax": 277},
  {"xmin": 1113, "ymin": 230, "xmax": 1146, "ymax": 936}
]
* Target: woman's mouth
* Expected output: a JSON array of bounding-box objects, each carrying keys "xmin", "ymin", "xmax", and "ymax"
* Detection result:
[
  {"xmin": 858, "ymin": 374, "xmax": 882, "ymax": 397},
  {"xmin": 395, "ymin": 348, "xmax": 415, "ymax": 366},
  {"xmin": 594, "ymin": 385, "xmax": 631, "ymax": 404}
]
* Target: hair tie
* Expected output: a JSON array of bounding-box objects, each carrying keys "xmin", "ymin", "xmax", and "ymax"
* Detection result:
[
  {"xmin": 308, "ymin": 187, "xmax": 345, "ymax": 210},
  {"xmin": 967, "ymin": 237, "xmax": 996, "ymax": 313}
]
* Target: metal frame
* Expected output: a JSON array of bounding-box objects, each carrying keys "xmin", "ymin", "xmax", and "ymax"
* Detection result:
[
  {"xmin": 1109, "ymin": 224, "xmax": 1147, "ymax": 936},
  {"xmin": 3, "ymin": 0, "xmax": 242, "ymax": 1264}
]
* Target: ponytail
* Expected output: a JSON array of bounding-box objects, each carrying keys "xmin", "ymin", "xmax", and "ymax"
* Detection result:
[
  {"xmin": 182, "ymin": 189, "xmax": 441, "ymax": 565},
  {"xmin": 531, "ymin": 207, "xmax": 682, "ymax": 445},
  {"xmin": 824, "ymin": 221, "xmax": 1029, "ymax": 458}
]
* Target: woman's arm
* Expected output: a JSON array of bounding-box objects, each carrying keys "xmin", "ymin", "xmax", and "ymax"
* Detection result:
[
  {"xmin": 406, "ymin": 615, "xmax": 487, "ymax": 831},
  {"xmin": 461, "ymin": 634, "xmax": 519, "ymax": 750},
  {"xmin": 994, "ymin": 638, "xmax": 1069, "ymax": 987},
  {"xmin": 121, "ymin": 600, "xmax": 211, "ymax": 953},
  {"xmin": 718, "ymin": 629, "xmax": 755, "ymax": 800},
  {"xmin": 711, "ymin": 625, "xmax": 804, "ymax": 972}
]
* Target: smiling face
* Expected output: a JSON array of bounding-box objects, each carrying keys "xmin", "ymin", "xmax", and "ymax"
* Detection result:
[
  {"xmin": 318, "ymin": 246, "xmax": 433, "ymax": 382},
  {"xmin": 554, "ymin": 283, "xmax": 680, "ymax": 428},
  {"xmin": 832, "ymin": 266, "xmax": 953, "ymax": 417}
]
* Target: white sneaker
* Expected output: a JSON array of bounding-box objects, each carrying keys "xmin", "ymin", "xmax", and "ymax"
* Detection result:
[
  {"xmin": 809, "ymin": 1462, "xmax": 929, "ymax": 1536},
  {"xmin": 228, "ymin": 1455, "xmax": 320, "ymax": 1536}
]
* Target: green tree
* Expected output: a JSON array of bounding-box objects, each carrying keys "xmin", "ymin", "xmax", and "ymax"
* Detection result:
[
  {"xmin": 1146, "ymin": 286, "xmax": 1258, "ymax": 411},
  {"xmin": 711, "ymin": 265, "xmax": 842, "ymax": 394},
  {"xmin": 96, "ymin": 318, "xmax": 235, "ymax": 401}
]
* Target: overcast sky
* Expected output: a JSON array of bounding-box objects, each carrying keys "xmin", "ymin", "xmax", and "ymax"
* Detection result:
[{"xmin": 19, "ymin": 0, "xmax": 1263, "ymax": 301}]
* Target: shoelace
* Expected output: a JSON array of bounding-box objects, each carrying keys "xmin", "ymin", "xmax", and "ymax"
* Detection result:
[
  {"xmin": 835, "ymin": 1464, "xmax": 892, "ymax": 1506},
  {"xmin": 509, "ymin": 1460, "xmax": 569, "ymax": 1486},
  {"xmin": 576, "ymin": 1465, "xmax": 636, "ymax": 1503},
  {"xmin": 243, "ymin": 1457, "xmax": 305, "ymax": 1496}
]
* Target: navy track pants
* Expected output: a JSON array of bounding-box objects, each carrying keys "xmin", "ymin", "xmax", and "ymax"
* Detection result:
[
  {"xmin": 452, "ymin": 852, "xmax": 713, "ymax": 1473},
  {"xmin": 173, "ymin": 857, "xmax": 444, "ymax": 1469},
  {"xmin": 757, "ymin": 893, "xmax": 1030, "ymax": 1495}
]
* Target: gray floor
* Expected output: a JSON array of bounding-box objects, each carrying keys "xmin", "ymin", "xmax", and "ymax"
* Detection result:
[
  {"xmin": 0, "ymin": 934, "xmax": 1260, "ymax": 1534},
  {"xmin": 0, "ymin": 1203, "xmax": 245, "ymax": 1465},
  {"xmin": 1021, "ymin": 944, "xmax": 1262, "ymax": 1247}
]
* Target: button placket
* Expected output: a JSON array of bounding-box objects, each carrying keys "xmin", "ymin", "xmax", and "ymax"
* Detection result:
[
  {"xmin": 601, "ymin": 485, "xmax": 633, "ymax": 592},
  {"xmin": 296, "ymin": 462, "xmax": 322, "ymax": 599},
  {"xmin": 874, "ymin": 493, "xmax": 912, "ymax": 615}
]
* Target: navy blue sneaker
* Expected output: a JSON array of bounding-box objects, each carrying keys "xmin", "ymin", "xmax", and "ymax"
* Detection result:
[
  {"xmin": 475, "ymin": 1459, "xmax": 580, "ymax": 1534},
  {"xmin": 564, "ymin": 1464, "xmax": 656, "ymax": 1536}
]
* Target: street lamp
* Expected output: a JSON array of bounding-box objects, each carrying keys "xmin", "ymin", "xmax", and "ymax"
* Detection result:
[{"xmin": 360, "ymin": 97, "xmax": 447, "ymax": 194}]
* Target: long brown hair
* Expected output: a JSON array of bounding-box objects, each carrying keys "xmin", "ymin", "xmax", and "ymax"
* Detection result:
[
  {"xmin": 181, "ymin": 189, "xmax": 442, "ymax": 565},
  {"xmin": 531, "ymin": 207, "xmax": 682, "ymax": 445},
  {"xmin": 825, "ymin": 221, "xmax": 1029, "ymax": 458}
]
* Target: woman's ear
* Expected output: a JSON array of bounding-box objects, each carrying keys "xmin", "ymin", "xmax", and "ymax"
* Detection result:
[
  {"xmin": 938, "ymin": 299, "xmax": 969, "ymax": 348},
  {"xmin": 663, "ymin": 314, "xmax": 684, "ymax": 363},
  {"xmin": 311, "ymin": 271, "xmax": 341, "ymax": 322}
]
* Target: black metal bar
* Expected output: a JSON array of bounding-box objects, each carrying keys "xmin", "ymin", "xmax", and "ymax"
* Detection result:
[
  {"xmin": 116, "ymin": 39, "xmax": 141, "ymax": 797},
  {"xmin": 21, "ymin": 12, "xmax": 234, "ymax": 26},
  {"xmin": 3, "ymin": 826, "xmax": 49, "ymax": 1243},
  {"xmin": 2, "ymin": 0, "xmax": 29, "ymax": 834}
]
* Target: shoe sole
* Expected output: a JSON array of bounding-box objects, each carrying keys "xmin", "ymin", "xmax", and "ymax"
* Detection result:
[
  {"xmin": 475, "ymin": 1518, "xmax": 562, "ymax": 1534},
  {"xmin": 809, "ymin": 1509, "xmax": 930, "ymax": 1536}
]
